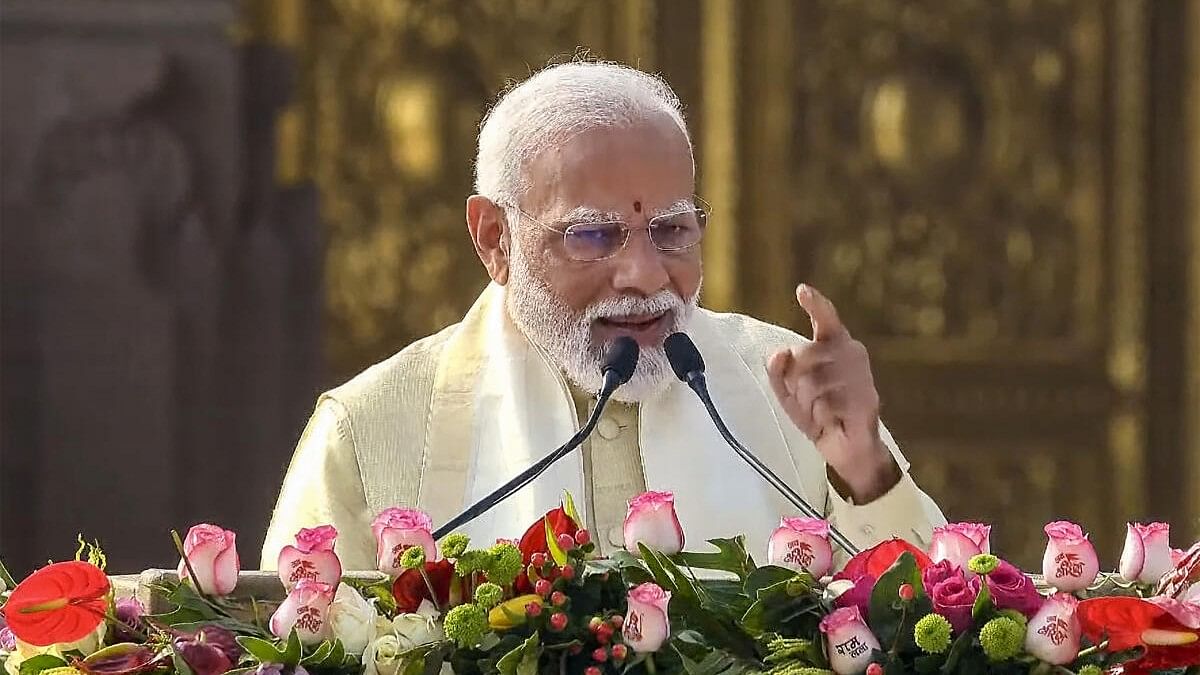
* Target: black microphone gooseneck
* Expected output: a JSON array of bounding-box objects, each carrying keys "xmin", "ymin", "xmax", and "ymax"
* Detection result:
[
  {"xmin": 431, "ymin": 337, "xmax": 640, "ymax": 540},
  {"xmin": 663, "ymin": 332, "xmax": 859, "ymax": 556}
]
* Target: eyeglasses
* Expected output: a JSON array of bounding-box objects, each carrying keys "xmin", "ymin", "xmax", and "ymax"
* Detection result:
[{"xmin": 503, "ymin": 200, "xmax": 708, "ymax": 262}]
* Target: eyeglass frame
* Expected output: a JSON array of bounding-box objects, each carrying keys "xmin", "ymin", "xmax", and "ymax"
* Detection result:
[{"xmin": 497, "ymin": 197, "xmax": 710, "ymax": 262}]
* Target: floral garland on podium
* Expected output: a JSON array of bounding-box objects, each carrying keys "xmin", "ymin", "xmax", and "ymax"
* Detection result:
[{"xmin": 1, "ymin": 491, "xmax": 1198, "ymax": 675}]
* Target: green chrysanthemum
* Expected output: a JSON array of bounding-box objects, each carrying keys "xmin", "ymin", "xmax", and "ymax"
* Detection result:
[
  {"xmin": 443, "ymin": 603, "xmax": 489, "ymax": 648},
  {"xmin": 763, "ymin": 636, "xmax": 812, "ymax": 664},
  {"xmin": 487, "ymin": 542, "xmax": 524, "ymax": 587},
  {"xmin": 766, "ymin": 666, "xmax": 832, "ymax": 675},
  {"xmin": 399, "ymin": 545, "xmax": 426, "ymax": 570},
  {"xmin": 997, "ymin": 608, "xmax": 1028, "ymax": 627},
  {"xmin": 473, "ymin": 582, "xmax": 504, "ymax": 609},
  {"xmin": 968, "ymin": 553, "xmax": 1000, "ymax": 575},
  {"xmin": 1077, "ymin": 666, "xmax": 1103, "ymax": 675},
  {"xmin": 914, "ymin": 613, "xmax": 953, "ymax": 655},
  {"xmin": 979, "ymin": 616, "xmax": 1024, "ymax": 662},
  {"xmin": 454, "ymin": 549, "xmax": 491, "ymax": 576},
  {"xmin": 439, "ymin": 533, "xmax": 471, "ymax": 559}
]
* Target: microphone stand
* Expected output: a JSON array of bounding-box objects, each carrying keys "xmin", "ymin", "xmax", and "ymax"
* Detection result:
[
  {"xmin": 431, "ymin": 369, "xmax": 622, "ymax": 540},
  {"xmin": 680, "ymin": 370, "xmax": 860, "ymax": 557}
]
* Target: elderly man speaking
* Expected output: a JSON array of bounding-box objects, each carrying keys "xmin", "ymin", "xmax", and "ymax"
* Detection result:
[{"xmin": 262, "ymin": 61, "xmax": 945, "ymax": 570}]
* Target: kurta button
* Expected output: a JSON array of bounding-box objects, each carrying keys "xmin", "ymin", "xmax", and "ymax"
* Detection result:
[
  {"xmin": 861, "ymin": 524, "xmax": 875, "ymax": 536},
  {"xmin": 596, "ymin": 417, "xmax": 621, "ymax": 440},
  {"xmin": 608, "ymin": 525, "xmax": 624, "ymax": 547}
]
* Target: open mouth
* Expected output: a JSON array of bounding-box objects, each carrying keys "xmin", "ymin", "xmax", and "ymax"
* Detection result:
[{"xmin": 594, "ymin": 311, "xmax": 671, "ymax": 344}]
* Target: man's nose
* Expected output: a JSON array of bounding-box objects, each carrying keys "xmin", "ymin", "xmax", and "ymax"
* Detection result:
[{"xmin": 609, "ymin": 228, "xmax": 670, "ymax": 295}]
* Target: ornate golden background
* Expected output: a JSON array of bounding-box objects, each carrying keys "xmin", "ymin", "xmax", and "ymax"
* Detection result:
[{"xmin": 249, "ymin": 0, "xmax": 1200, "ymax": 566}]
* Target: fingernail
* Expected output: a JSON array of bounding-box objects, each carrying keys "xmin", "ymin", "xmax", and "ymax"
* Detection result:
[{"xmin": 797, "ymin": 283, "xmax": 810, "ymax": 297}]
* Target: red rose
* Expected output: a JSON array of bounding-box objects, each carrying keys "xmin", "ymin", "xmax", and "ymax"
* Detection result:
[{"xmin": 392, "ymin": 559, "xmax": 456, "ymax": 613}]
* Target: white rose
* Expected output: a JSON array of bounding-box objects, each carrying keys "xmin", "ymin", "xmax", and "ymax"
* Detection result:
[
  {"xmin": 363, "ymin": 634, "xmax": 403, "ymax": 675},
  {"xmin": 328, "ymin": 583, "xmax": 376, "ymax": 655},
  {"xmin": 392, "ymin": 607, "xmax": 444, "ymax": 651},
  {"xmin": 4, "ymin": 619, "xmax": 106, "ymax": 675}
]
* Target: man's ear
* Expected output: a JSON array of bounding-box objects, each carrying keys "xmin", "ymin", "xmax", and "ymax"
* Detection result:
[{"xmin": 466, "ymin": 195, "xmax": 510, "ymax": 285}]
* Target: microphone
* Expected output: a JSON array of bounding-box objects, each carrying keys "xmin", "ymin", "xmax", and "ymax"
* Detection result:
[
  {"xmin": 432, "ymin": 337, "xmax": 640, "ymax": 539},
  {"xmin": 663, "ymin": 332, "xmax": 860, "ymax": 556}
]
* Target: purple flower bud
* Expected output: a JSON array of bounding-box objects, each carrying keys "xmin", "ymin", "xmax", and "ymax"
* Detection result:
[
  {"xmin": 114, "ymin": 598, "xmax": 146, "ymax": 642},
  {"xmin": 0, "ymin": 626, "xmax": 16, "ymax": 651},
  {"xmin": 253, "ymin": 665, "xmax": 285, "ymax": 675},
  {"xmin": 172, "ymin": 625, "xmax": 242, "ymax": 675}
]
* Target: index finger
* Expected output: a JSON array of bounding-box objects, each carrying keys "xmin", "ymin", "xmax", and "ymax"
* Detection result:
[{"xmin": 796, "ymin": 283, "xmax": 848, "ymax": 342}]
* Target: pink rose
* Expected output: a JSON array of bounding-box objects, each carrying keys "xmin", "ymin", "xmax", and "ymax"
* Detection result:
[
  {"xmin": 623, "ymin": 491, "xmax": 685, "ymax": 555},
  {"xmin": 176, "ymin": 524, "xmax": 240, "ymax": 596},
  {"xmin": 929, "ymin": 523, "xmax": 991, "ymax": 576},
  {"xmin": 971, "ymin": 560, "xmax": 1044, "ymax": 619},
  {"xmin": 768, "ymin": 517, "xmax": 833, "ymax": 578},
  {"xmin": 1024, "ymin": 593, "xmax": 1081, "ymax": 665},
  {"xmin": 1119, "ymin": 522, "xmax": 1172, "ymax": 584},
  {"xmin": 623, "ymin": 583, "xmax": 671, "ymax": 653},
  {"xmin": 269, "ymin": 579, "xmax": 336, "ymax": 645},
  {"xmin": 819, "ymin": 606, "xmax": 881, "ymax": 675},
  {"xmin": 1041, "ymin": 521, "xmax": 1099, "ymax": 593},
  {"xmin": 278, "ymin": 526, "xmax": 343, "ymax": 592},
  {"xmin": 926, "ymin": 565, "xmax": 977, "ymax": 634},
  {"xmin": 372, "ymin": 507, "xmax": 437, "ymax": 577}
]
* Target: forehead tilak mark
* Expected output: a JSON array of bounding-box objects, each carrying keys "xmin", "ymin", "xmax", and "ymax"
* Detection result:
[{"xmin": 633, "ymin": 200, "xmax": 642, "ymax": 213}]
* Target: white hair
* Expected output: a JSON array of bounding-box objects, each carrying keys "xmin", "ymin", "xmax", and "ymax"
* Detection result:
[{"xmin": 475, "ymin": 61, "xmax": 691, "ymax": 206}]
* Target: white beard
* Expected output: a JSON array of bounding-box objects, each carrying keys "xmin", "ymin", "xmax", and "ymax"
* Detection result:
[{"xmin": 504, "ymin": 244, "xmax": 698, "ymax": 403}]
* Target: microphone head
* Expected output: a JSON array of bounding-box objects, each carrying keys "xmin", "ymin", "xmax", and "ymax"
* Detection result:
[
  {"xmin": 664, "ymin": 332, "xmax": 705, "ymax": 381},
  {"xmin": 602, "ymin": 336, "xmax": 640, "ymax": 385}
]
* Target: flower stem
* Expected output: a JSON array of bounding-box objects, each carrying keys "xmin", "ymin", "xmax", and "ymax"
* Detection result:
[
  {"xmin": 646, "ymin": 654, "xmax": 658, "ymax": 675},
  {"xmin": 170, "ymin": 530, "xmax": 218, "ymax": 607},
  {"xmin": 417, "ymin": 567, "xmax": 442, "ymax": 614},
  {"xmin": 1074, "ymin": 640, "xmax": 1109, "ymax": 659}
]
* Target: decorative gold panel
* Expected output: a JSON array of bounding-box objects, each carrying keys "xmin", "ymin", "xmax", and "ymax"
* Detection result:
[{"xmin": 257, "ymin": 0, "xmax": 653, "ymax": 380}]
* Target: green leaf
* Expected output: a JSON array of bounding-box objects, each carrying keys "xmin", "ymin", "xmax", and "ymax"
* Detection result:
[
  {"xmin": 938, "ymin": 630, "xmax": 973, "ymax": 675},
  {"xmin": 322, "ymin": 639, "xmax": 347, "ymax": 668},
  {"xmin": 544, "ymin": 517, "xmax": 568, "ymax": 566},
  {"xmin": 18, "ymin": 655, "xmax": 68, "ymax": 675},
  {"xmin": 561, "ymin": 490, "xmax": 583, "ymax": 529},
  {"xmin": 237, "ymin": 636, "xmax": 287, "ymax": 664},
  {"xmin": 673, "ymin": 537, "xmax": 755, "ymax": 580},
  {"xmin": 868, "ymin": 552, "xmax": 926, "ymax": 648},
  {"xmin": 0, "ymin": 558, "xmax": 18, "ymax": 589},
  {"xmin": 281, "ymin": 628, "xmax": 303, "ymax": 666},
  {"xmin": 743, "ymin": 566, "xmax": 801, "ymax": 599},
  {"xmin": 300, "ymin": 640, "xmax": 334, "ymax": 666},
  {"xmin": 495, "ymin": 632, "xmax": 540, "ymax": 675},
  {"xmin": 971, "ymin": 580, "xmax": 993, "ymax": 623}
]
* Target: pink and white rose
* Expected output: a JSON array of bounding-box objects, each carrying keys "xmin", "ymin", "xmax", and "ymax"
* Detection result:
[
  {"xmin": 1041, "ymin": 521, "xmax": 1099, "ymax": 593},
  {"xmin": 371, "ymin": 508, "xmax": 437, "ymax": 578},
  {"xmin": 819, "ymin": 606, "xmax": 881, "ymax": 675},
  {"xmin": 278, "ymin": 525, "xmax": 343, "ymax": 592},
  {"xmin": 929, "ymin": 523, "xmax": 991, "ymax": 577},
  {"xmin": 176, "ymin": 524, "xmax": 240, "ymax": 596},
  {"xmin": 623, "ymin": 583, "xmax": 671, "ymax": 653},
  {"xmin": 1119, "ymin": 522, "xmax": 1172, "ymax": 584},
  {"xmin": 1024, "ymin": 593, "xmax": 1081, "ymax": 665},
  {"xmin": 768, "ymin": 517, "xmax": 833, "ymax": 578},
  {"xmin": 623, "ymin": 491, "xmax": 685, "ymax": 556},
  {"xmin": 270, "ymin": 579, "xmax": 336, "ymax": 645}
]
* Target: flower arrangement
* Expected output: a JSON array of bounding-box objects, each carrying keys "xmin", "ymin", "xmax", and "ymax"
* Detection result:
[{"xmin": 1, "ymin": 493, "xmax": 1197, "ymax": 675}]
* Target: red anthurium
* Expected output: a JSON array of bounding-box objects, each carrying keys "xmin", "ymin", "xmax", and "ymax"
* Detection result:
[
  {"xmin": 1078, "ymin": 596, "xmax": 1200, "ymax": 670},
  {"xmin": 515, "ymin": 507, "xmax": 577, "ymax": 594},
  {"xmin": 3, "ymin": 561, "xmax": 111, "ymax": 646},
  {"xmin": 836, "ymin": 538, "xmax": 933, "ymax": 580}
]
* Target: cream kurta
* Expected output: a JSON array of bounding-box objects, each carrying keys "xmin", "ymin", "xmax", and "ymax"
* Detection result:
[{"xmin": 261, "ymin": 284, "xmax": 945, "ymax": 571}]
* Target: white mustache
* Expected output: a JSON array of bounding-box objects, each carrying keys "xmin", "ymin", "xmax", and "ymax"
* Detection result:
[{"xmin": 584, "ymin": 291, "xmax": 683, "ymax": 321}]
